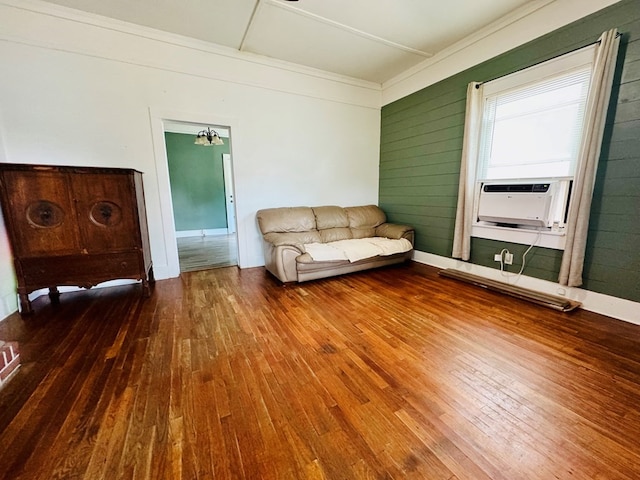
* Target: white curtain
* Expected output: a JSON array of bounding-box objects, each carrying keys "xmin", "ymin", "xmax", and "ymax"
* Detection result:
[
  {"xmin": 559, "ymin": 29, "xmax": 620, "ymax": 287},
  {"xmin": 452, "ymin": 82, "xmax": 483, "ymax": 261}
]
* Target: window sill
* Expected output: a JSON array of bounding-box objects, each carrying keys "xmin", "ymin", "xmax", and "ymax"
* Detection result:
[{"xmin": 472, "ymin": 223, "xmax": 566, "ymax": 250}]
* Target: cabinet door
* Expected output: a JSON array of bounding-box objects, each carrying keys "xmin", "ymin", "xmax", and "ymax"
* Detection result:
[
  {"xmin": 71, "ymin": 172, "xmax": 140, "ymax": 252},
  {"xmin": 0, "ymin": 170, "xmax": 81, "ymax": 257}
]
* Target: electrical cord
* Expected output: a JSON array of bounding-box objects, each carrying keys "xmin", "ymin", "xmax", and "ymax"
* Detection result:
[
  {"xmin": 499, "ymin": 231, "xmax": 541, "ymax": 283},
  {"xmin": 498, "ymin": 248, "xmax": 509, "ymax": 273}
]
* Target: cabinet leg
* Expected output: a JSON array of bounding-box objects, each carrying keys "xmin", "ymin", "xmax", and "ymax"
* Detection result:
[
  {"xmin": 142, "ymin": 279, "xmax": 151, "ymax": 298},
  {"xmin": 49, "ymin": 287, "xmax": 61, "ymax": 304},
  {"xmin": 141, "ymin": 265, "xmax": 154, "ymax": 298},
  {"xmin": 18, "ymin": 292, "xmax": 33, "ymax": 316}
]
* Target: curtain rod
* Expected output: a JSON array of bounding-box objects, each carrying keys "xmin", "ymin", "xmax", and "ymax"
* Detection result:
[{"xmin": 475, "ymin": 32, "xmax": 622, "ymax": 89}]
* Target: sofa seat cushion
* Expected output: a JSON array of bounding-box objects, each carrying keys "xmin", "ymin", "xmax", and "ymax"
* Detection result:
[
  {"xmin": 303, "ymin": 237, "xmax": 412, "ymax": 263},
  {"xmin": 319, "ymin": 227, "xmax": 353, "ymax": 243},
  {"xmin": 296, "ymin": 253, "xmax": 349, "ymax": 266}
]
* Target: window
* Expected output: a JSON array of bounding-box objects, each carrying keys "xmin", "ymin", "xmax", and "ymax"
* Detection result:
[
  {"xmin": 478, "ymin": 68, "xmax": 591, "ymax": 181},
  {"xmin": 471, "ymin": 44, "xmax": 597, "ymax": 250}
]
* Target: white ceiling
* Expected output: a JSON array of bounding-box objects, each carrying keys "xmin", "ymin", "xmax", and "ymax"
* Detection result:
[{"xmin": 39, "ymin": 0, "xmax": 536, "ymax": 84}]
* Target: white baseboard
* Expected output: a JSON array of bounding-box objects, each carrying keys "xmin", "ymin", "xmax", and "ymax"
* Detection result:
[
  {"xmin": 175, "ymin": 229, "xmax": 229, "ymax": 238},
  {"xmin": 412, "ymin": 250, "xmax": 639, "ymax": 326},
  {"xmin": 4, "ymin": 250, "xmax": 635, "ymax": 326}
]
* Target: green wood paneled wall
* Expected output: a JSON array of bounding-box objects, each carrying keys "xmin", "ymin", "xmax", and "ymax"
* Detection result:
[
  {"xmin": 165, "ymin": 132, "xmax": 230, "ymax": 231},
  {"xmin": 380, "ymin": 0, "xmax": 640, "ymax": 302}
]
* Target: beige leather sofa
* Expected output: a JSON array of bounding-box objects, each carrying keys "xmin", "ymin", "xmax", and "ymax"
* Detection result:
[{"xmin": 256, "ymin": 205, "xmax": 414, "ymax": 283}]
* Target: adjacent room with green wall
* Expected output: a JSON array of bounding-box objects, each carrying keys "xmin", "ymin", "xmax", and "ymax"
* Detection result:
[{"xmin": 164, "ymin": 132, "xmax": 230, "ymax": 234}]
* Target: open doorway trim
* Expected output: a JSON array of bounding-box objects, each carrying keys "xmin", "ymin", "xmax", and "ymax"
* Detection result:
[
  {"xmin": 148, "ymin": 107, "xmax": 242, "ymax": 278},
  {"xmin": 222, "ymin": 153, "xmax": 236, "ymax": 235}
]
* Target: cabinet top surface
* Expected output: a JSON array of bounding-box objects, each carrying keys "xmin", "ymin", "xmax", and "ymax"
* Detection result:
[{"xmin": 0, "ymin": 163, "xmax": 143, "ymax": 175}]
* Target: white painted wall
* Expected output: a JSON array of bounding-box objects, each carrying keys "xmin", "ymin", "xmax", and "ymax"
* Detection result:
[{"xmin": 0, "ymin": 1, "xmax": 382, "ymax": 319}]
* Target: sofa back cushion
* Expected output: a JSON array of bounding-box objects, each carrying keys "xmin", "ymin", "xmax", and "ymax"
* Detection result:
[
  {"xmin": 257, "ymin": 204, "xmax": 390, "ymax": 243},
  {"xmin": 313, "ymin": 206, "xmax": 349, "ymax": 229},
  {"xmin": 345, "ymin": 205, "xmax": 386, "ymax": 228},
  {"xmin": 257, "ymin": 207, "xmax": 316, "ymax": 234},
  {"xmin": 346, "ymin": 205, "xmax": 386, "ymax": 238},
  {"xmin": 313, "ymin": 206, "xmax": 353, "ymax": 242}
]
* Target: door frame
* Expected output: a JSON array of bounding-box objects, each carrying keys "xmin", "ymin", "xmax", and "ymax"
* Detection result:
[
  {"xmin": 222, "ymin": 153, "xmax": 236, "ymax": 235},
  {"xmin": 149, "ymin": 108, "xmax": 242, "ymax": 279}
]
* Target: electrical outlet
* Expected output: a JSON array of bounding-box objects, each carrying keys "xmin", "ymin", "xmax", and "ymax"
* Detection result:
[
  {"xmin": 494, "ymin": 253, "xmax": 502, "ymax": 262},
  {"xmin": 504, "ymin": 252, "xmax": 513, "ymax": 265}
]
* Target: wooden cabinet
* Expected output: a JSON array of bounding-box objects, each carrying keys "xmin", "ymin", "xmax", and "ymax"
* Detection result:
[{"xmin": 0, "ymin": 163, "xmax": 154, "ymax": 315}]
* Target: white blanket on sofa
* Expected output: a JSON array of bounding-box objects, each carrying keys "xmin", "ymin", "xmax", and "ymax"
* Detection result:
[{"xmin": 303, "ymin": 237, "xmax": 412, "ymax": 263}]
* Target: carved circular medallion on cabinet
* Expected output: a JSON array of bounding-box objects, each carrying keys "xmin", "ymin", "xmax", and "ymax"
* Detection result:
[
  {"xmin": 26, "ymin": 200, "xmax": 64, "ymax": 228},
  {"xmin": 90, "ymin": 201, "xmax": 122, "ymax": 227}
]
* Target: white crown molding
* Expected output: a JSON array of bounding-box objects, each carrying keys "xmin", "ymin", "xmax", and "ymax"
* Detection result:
[
  {"xmin": 381, "ymin": 0, "xmax": 623, "ymax": 105},
  {"xmin": 2, "ymin": 32, "xmax": 381, "ymax": 110},
  {"xmin": 0, "ymin": 0, "xmax": 382, "ymax": 94},
  {"xmin": 382, "ymin": 0, "xmax": 556, "ymax": 94},
  {"xmin": 413, "ymin": 250, "xmax": 640, "ymax": 326}
]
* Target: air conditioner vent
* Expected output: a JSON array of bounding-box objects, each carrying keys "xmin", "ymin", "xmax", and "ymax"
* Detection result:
[{"xmin": 482, "ymin": 183, "xmax": 551, "ymax": 193}]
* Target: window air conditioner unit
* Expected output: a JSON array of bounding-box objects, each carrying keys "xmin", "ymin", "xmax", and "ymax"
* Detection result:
[{"xmin": 477, "ymin": 181, "xmax": 569, "ymax": 228}]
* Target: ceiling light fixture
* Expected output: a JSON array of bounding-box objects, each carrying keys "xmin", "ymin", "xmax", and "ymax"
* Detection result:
[{"xmin": 195, "ymin": 127, "xmax": 224, "ymax": 146}]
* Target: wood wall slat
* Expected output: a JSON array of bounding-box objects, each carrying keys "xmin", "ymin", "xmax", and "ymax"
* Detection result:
[
  {"xmin": 616, "ymin": 79, "xmax": 640, "ymax": 103},
  {"xmin": 612, "ymin": 99, "xmax": 640, "ymax": 123},
  {"xmin": 589, "ymin": 213, "xmax": 640, "ymax": 235},
  {"xmin": 621, "ymin": 58, "xmax": 640, "ymax": 83},
  {"xmin": 596, "ymin": 157, "xmax": 640, "ymax": 181},
  {"xmin": 380, "ymin": 151, "xmax": 462, "ymax": 172},
  {"xmin": 590, "ymin": 194, "xmax": 640, "ymax": 215}
]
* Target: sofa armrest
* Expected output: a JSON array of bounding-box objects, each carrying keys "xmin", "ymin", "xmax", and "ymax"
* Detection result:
[
  {"xmin": 261, "ymin": 231, "xmax": 322, "ymax": 282},
  {"xmin": 375, "ymin": 223, "xmax": 415, "ymax": 244},
  {"xmin": 262, "ymin": 241, "xmax": 303, "ymax": 282}
]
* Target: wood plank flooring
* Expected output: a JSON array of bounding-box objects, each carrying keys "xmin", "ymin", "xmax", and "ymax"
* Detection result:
[
  {"xmin": 177, "ymin": 234, "xmax": 238, "ymax": 272},
  {"xmin": 0, "ymin": 262, "xmax": 639, "ymax": 479}
]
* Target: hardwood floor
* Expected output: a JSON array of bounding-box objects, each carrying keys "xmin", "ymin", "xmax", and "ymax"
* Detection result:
[
  {"xmin": 177, "ymin": 234, "xmax": 238, "ymax": 272},
  {"xmin": 0, "ymin": 262, "xmax": 639, "ymax": 479}
]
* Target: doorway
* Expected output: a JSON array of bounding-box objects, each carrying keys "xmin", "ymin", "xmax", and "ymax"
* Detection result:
[{"xmin": 163, "ymin": 122, "xmax": 238, "ymax": 273}]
